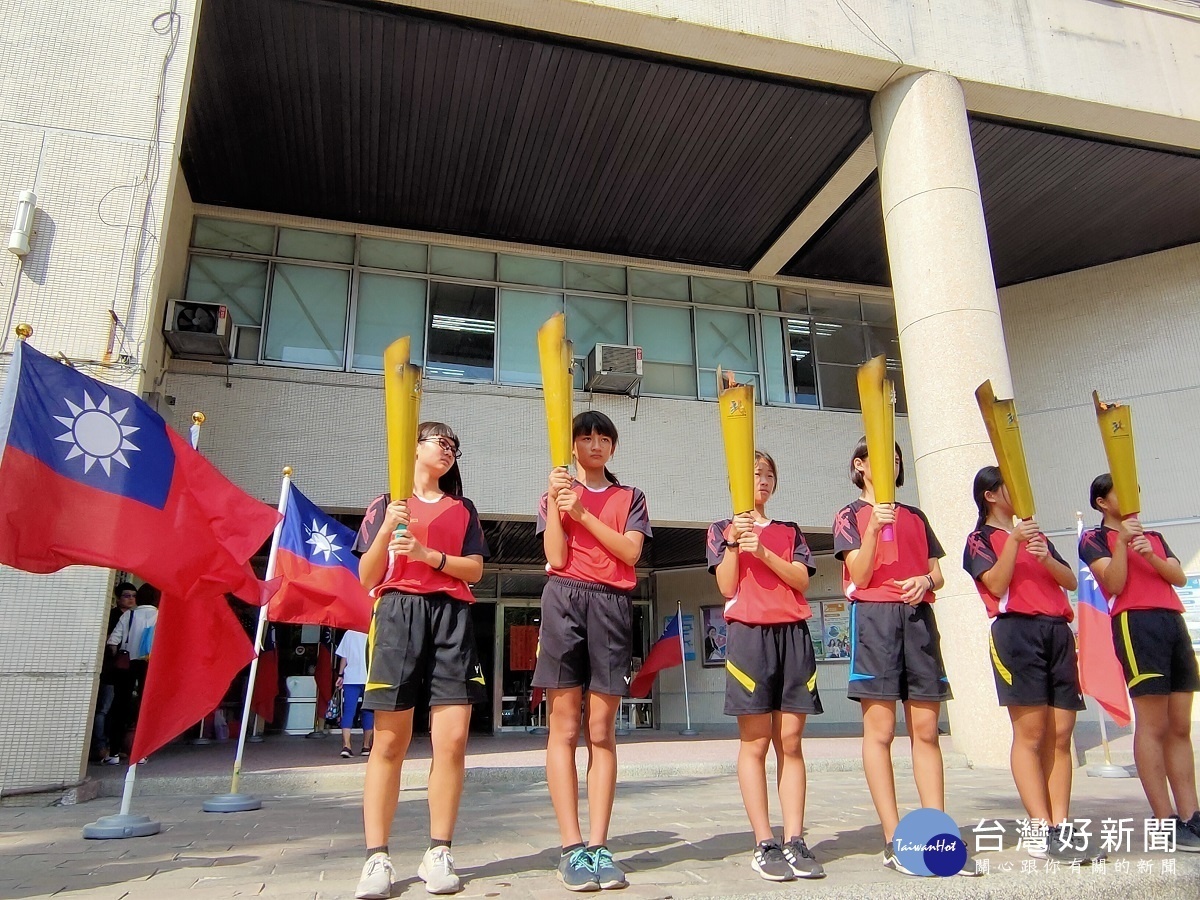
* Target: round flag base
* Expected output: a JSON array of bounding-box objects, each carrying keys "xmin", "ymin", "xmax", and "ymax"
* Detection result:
[
  {"xmin": 526, "ymin": 726, "xmax": 548, "ymax": 736},
  {"xmin": 203, "ymin": 793, "xmax": 263, "ymax": 813},
  {"xmin": 1087, "ymin": 763, "xmax": 1132, "ymax": 778},
  {"xmin": 248, "ymin": 734, "xmax": 265, "ymax": 743},
  {"xmin": 678, "ymin": 728, "xmax": 699, "ymax": 737},
  {"xmin": 191, "ymin": 737, "xmax": 214, "ymax": 746},
  {"xmin": 82, "ymin": 814, "xmax": 161, "ymax": 840}
]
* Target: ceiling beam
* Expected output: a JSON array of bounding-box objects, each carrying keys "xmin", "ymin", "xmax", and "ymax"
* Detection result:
[{"xmin": 750, "ymin": 136, "xmax": 877, "ymax": 278}]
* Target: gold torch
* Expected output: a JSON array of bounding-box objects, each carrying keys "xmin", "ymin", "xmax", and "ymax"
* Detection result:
[
  {"xmin": 537, "ymin": 312, "xmax": 574, "ymax": 470},
  {"xmin": 857, "ymin": 355, "xmax": 897, "ymax": 541},
  {"xmin": 717, "ymin": 368, "xmax": 756, "ymax": 516},
  {"xmin": 975, "ymin": 380, "xmax": 1036, "ymax": 521},
  {"xmin": 1093, "ymin": 391, "xmax": 1140, "ymax": 518},
  {"xmin": 383, "ymin": 335, "xmax": 423, "ymax": 538}
]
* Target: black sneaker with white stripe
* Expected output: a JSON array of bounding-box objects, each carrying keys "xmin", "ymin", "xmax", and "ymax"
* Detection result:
[
  {"xmin": 750, "ymin": 840, "xmax": 794, "ymax": 882},
  {"xmin": 782, "ymin": 838, "xmax": 825, "ymax": 878},
  {"xmin": 882, "ymin": 841, "xmax": 920, "ymax": 876}
]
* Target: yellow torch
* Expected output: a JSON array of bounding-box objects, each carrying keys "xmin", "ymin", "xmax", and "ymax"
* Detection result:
[
  {"xmin": 857, "ymin": 355, "xmax": 897, "ymax": 541},
  {"xmin": 537, "ymin": 312, "xmax": 574, "ymax": 470},
  {"xmin": 1093, "ymin": 391, "xmax": 1140, "ymax": 518},
  {"xmin": 383, "ymin": 336, "xmax": 423, "ymax": 537},
  {"xmin": 975, "ymin": 380, "xmax": 1036, "ymax": 520},
  {"xmin": 717, "ymin": 368, "xmax": 756, "ymax": 515}
]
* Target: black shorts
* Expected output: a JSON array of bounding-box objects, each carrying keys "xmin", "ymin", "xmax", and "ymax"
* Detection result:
[
  {"xmin": 532, "ymin": 576, "xmax": 632, "ymax": 697},
  {"xmin": 846, "ymin": 602, "xmax": 952, "ymax": 703},
  {"xmin": 724, "ymin": 620, "xmax": 823, "ymax": 717},
  {"xmin": 1112, "ymin": 609, "xmax": 1200, "ymax": 698},
  {"xmin": 989, "ymin": 615, "xmax": 1085, "ymax": 710},
  {"xmin": 364, "ymin": 592, "xmax": 487, "ymax": 712}
]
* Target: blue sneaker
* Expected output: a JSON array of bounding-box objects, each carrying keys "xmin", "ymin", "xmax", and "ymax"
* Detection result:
[
  {"xmin": 591, "ymin": 847, "xmax": 627, "ymax": 889},
  {"xmin": 557, "ymin": 847, "xmax": 599, "ymax": 892}
]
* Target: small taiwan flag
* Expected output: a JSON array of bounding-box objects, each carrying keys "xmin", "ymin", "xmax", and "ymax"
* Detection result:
[
  {"xmin": 630, "ymin": 612, "xmax": 685, "ymax": 698},
  {"xmin": 268, "ymin": 483, "xmax": 373, "ymax": 632}
]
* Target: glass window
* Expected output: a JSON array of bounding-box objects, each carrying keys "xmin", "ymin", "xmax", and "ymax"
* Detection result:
[
  {"xmin": 277, "ymin": 228, "xmax": 355, "ymax": 264},
  {"xmin": 426, "ymin": 281, "xmax": 496, "ymax": 380},
  {"xmin": 761, "ymin": 316, "xmax": 788, "ymax": 404},
  {"xmin": 762, "ymin": 316, "xmax": 817, "ymax": 407},
  {"xmin": 430, "ymin": 247, "xmax": 495, "ymax": 280},
  {"xmin": 498, "ymin": 255, "xmax": 563, "ymax": 288},
  {"xmin": 184, "ymin": 256, "xmax": 267, "ymax": 326},
  {"xmin": 352, "ymin": 274, "xmax": 426, "ymax": 371},
  {"xmin": 691, "ymin": 276, "xmax": 749, "ymax": 308},
  {"xmin": 785, "ymin": 318, "xmax": 819, "ymax": 407},
  {"xmin": 565, "ymin": 262, "xmax": 626, "ymax": 295},
  {"xmin": 780, "ymin": 288, "xmax": 808, "ymax": 315},
  {"xmin": 753, "ymin": 283, "xmax": 780, "ymax": 311},
  {"xmin": 360, "ymin": 238, "xmax": 427, "ymax": 273},
  {"xmin": 696, "ymin": 309, "xmax": 757, "ymax": 399},
  {"xmin": 232, "ymin": 327, "xmax": 261, "ymax": 362},
  {"xmin": 816, "ymin": 364, "xmax": 860, "ymax": 411},
  {"xmin": 813, "ymin": 320, "xmax": 866, "ymax": 365},
  {"xmin": 629, "ymin": 269, "xmax": 689, "ymax": 302},
  {"xmin": 632, "ymin": 303, "xmax": 694, "ymax": 398},
  {"xmin": 192, "ymin": 218, "xmax": 276, "ymax": 254},
  {"xmin": 809, "ymin": 290, "xmax": 860, "ymax": 320},
  {"xmin": 264, "ymin": 264, "xmax": 350, "ymax": 367},
  {"xmin": 861, "ymin": 296, "xmax": 896, "ymax": 325},
  {"xmin": 499, "ymin": 290, "xmax": 563, "ymax": 384},
  {"xmin": 566, "ymin": 295, "xmax": 628, "ymax": 390}
]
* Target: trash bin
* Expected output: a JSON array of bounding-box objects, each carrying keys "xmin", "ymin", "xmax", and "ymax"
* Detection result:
[{"xmin": 284, "ymin": 675, "xmax": 317, "ymax": 735}]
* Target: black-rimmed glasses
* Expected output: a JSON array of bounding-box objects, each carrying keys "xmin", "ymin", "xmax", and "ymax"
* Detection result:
[{"xmin": 420, "ymin": 437, "xmax": 462, "ymax": 460}]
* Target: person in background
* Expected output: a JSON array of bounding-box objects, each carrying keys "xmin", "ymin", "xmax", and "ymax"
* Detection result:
[
  {"xmin": 95, "ymin": 581, "xmax": 137, "ymax": 764},
  {"xmin": 105, "ymin": 584, "xmax": 158, "ymax": 763},
  {"xmin": 336, "ymin": 629, "xmax": 374, "ymax": 759}
]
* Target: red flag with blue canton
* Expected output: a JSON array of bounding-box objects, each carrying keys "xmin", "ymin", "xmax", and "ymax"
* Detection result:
[
  {"xmin": 1076, "ymin": 555, "xmax": 1131, "ymax": 727},
  {"xmin": 267, "ymin": 482, "xmax": 373, "ymax": 632},
  {"xmin": 630, "ymin": 611, "xmax": 685, "ymax": 698},
  {"xmin": 0, "ymin": 341, "xmax": 281, "ymax": 758}
]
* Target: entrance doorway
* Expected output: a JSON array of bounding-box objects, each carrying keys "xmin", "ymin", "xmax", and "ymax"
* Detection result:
[{"xmin": 496, "ymin": 601, "xmax": 542, "ymax": 732}]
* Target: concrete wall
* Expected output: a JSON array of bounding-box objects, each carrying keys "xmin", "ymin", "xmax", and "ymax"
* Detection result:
[
  {"xmin": 400, "ymin": 0, "xmax": 1200, "ymax": 149},
  {"xmin": 0, "ymin": 1, "xmax": 198, "ymax": 793}
]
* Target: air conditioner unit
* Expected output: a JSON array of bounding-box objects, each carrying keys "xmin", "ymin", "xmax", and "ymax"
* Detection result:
[
  {"xmin": 586, "ymin": 343, "xmax": 643, "ymax": 394},
  {"xmin": 163, "ymin": 299, "xmax": 232, "ymax": 360}
]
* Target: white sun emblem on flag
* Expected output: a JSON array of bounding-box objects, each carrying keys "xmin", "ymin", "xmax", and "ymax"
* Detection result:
[
  {"xmin": 54, "ymin": 393, "xmax": 141, "ymax": 475},
  {"xmin": 305, "ymin": 521, "xmax": 344, "ymax": 562}
]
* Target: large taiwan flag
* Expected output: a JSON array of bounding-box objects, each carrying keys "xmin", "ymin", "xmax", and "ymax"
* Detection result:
[
  {"xmin": 268, "ymin": 483, "xmax": 373, "ymax": 632},
  {"xmin": 1076, "ymin": 554, "xmax": 1132, "ymax": 728},
  {"xmin": 0, "ymin": 340, "xmax": 281, "ymax": 758}
]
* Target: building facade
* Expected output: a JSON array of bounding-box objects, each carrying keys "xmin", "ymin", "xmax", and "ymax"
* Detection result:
[{"xmin": 2, "ymin": 0, "xmax": 1199, "ymax": 793}]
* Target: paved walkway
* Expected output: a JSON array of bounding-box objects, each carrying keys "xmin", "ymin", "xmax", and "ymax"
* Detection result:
[{"xmin": 4, "ymin": 757, "xmax": 1199, "ymax": 898}]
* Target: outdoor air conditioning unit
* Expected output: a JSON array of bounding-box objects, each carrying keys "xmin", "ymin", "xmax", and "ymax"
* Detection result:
[
  {"xmin": 163, "ymin": 299, "xmax": 232, "ymax": 360},
  {"xmin": 586, "ymin": 343, "xmax": 643, "ymax": 394}
]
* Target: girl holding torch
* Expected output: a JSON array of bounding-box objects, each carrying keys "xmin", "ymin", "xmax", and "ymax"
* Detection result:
[
  {"xmin": 964, "ymin": 466, "xmax": 1086, "ymax": 861},
  {"xmin": 707, "ymin": 450, "xmax": 824, "ymax": 882},
  {"xmin": 535, "ymin": 410, "xmax": 652, "ymax": 892},
  {"xmin": 1080, "ymin": 473, "xmax": 1200, "ymax": 851},
  {"xmin": 832, "ymin": 439, "xmax": 953, "ymax": 875},
  {"xmin": 353, "ymin": 422, "xmax": 490, "ymax": 898}
]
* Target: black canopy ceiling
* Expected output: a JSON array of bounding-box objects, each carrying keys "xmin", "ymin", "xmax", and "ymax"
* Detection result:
[{"xmin": 183, "ymin": 0, "xmax": 1200, "ymax": 288}]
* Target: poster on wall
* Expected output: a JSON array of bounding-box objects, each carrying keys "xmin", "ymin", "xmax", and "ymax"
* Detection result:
[
  {"xmin": 821, "ymin": 601, "xmax": 850, "ymax": 660},
  {"xmin": 1178, "ymin": 575, "xmax": 1200, "ymax": 651},
  {"xmin": 700, "ymin": 606, "xmax": 727, "ymax": 667},
  {"xmin": 809, "ymin": 603, "xmax": 825, "ymax": 659},
  {"xmin": 666, "ymin": 613, "xmax": 697, "ymax": 661}
]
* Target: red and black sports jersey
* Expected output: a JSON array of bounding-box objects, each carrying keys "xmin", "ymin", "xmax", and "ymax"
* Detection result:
[
  {"xmin": 832, "ymin": 499, "xmax": 944, "ymax": 603},
  {"xmin": 706, "ymin": 519, "xmax": 816, "ymax": 625},
  {"xmin": 537, "ymin": 482, "xmax": 652, "ymax": 592},
  {"xmin": 356, "ymin": 492, "xmax": 489, "ymax": 603},
  {"xmin": 1078, "ymin": 525, "xmax": 1182, "ymax": 616},
  {"xmin": 962, "ymin": 525, "xmax": 1073, "ymax": 620}
]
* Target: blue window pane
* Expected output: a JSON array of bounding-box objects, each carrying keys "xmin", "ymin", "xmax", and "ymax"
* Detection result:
[
  {"xmin": 353, "ymin": 274, "xmax": 426, "ymax": 371},
  {"xmin": 264, "ymin": 264, "xmax": 350, "ymax": 367},
  {"xmin": 430, "ymin": 247, "xmax": 496, "ymax": 280},
  {"xmin": 499, "ymin": 290, "xmax": 563, "ymax": 384},
  {"xmin": 185, "ymin": 256, "xmax": 267, "ymax": 326},
  {"xmin": 565, "ymin": 262, "xmax": 626, "ymax": 295},
  {"xmin": 277, "ymin": 228, "xmax": 355, "ymax": 264},
  {"xmin": 632, "ymin": 303, "xmax": 694, "ymax": 397},
  {"xmin": 192, "ymin": 218, "xmax": 275, "ymax": 254},
  {"xmin": 499, "ymin": 255, "xmax": 563, "ymax": 288},
  {"xmin": 360, "ymin": 238, "xmax": 428, "ymax": 272},
  {"xmin": 629, "ymin": 269, "xmax": 688, "ymax": 301}
]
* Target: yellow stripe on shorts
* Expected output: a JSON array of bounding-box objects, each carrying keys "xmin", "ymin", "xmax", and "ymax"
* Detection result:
[
  {"xmin": 807, "ymin": 670, "xmax": 818, "ymax": 692},
  {"xmin": 989, "ymin": 634, "xmax": 1013, "ymax": 686},
  {"xmin": 1118, "ymin": 611, "xmax": 1163, "ymax": 688},
  {"xmin": 726, "ymin": 659, "xmax": 756, "ymax": 693}
]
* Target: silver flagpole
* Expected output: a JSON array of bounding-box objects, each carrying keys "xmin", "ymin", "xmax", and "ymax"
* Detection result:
[
  {"xmin": 677, "ymin": 602, "xmax": 698, "ymax": 736},
  {"xmin": 204, "ymin": 466, "xmax": 293, "ymax": 812},
  {"xmin": 1078, "ymin": 511, "xmax": 1131, "ymax": 778},
  {"xmin": 187, "ymin": 412, "xmax": 215, "ymax": 745}
]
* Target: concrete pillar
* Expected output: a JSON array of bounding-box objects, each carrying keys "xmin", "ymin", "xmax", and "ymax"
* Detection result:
[{"xmin": 871, "ymin": 71, "xmax": 1012, "ymax": 768}]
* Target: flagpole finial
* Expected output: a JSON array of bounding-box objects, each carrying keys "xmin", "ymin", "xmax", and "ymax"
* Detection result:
[
  {"xmin": 15, "ymin": 323, "xmax": 32, "ymax": 341},
  {"xmin": 192, "ymin": 411, "xmax": 206, "ymax": 426},
  {"xmin": 282, "ymin": 466, "xmax": 293, "ymax": 477}
]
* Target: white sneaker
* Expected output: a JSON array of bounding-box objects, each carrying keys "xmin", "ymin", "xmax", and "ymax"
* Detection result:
[
  {"xmin": 417, "ymin": 845, "xmax": 462, "ymax": 894},
  {"xmin": 355, "ymin": 852, "xmax": 396, "ymax": 899}
]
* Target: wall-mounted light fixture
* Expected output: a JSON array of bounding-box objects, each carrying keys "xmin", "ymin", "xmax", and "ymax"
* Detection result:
[{"xmin": 7, "ymin": 190, "xmax": 37, "ymax": 257}]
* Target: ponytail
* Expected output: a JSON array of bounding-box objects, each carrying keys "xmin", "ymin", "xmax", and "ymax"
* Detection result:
[
  {"xmin": 602, "ymin": 467, "xmax": 620, "ymax": 486},
  {"xmin": 972, "ymin": 465, "xmax": 1004, "ymax": 530}
]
